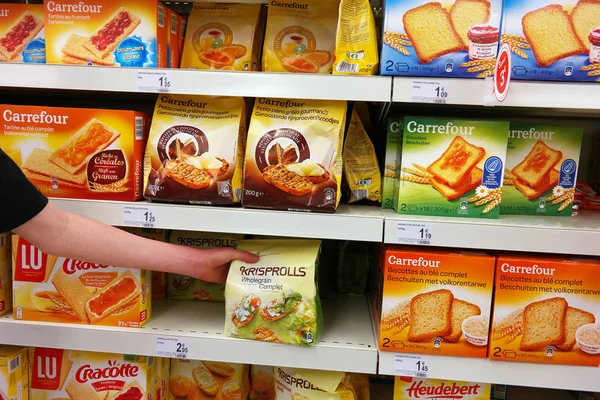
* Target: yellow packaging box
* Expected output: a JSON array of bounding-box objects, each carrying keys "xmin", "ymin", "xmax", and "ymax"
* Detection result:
[
  {"xmin": 12, "ymin": 235, "xmax": 151, "ymax": 328},
  {"xmin": 169, "ymin": 359, "xmax": 249, "ymax": 400},
  {"xmin": 393, "ymin": 377, "xmax": 491, "ymax": 400},
  {"xmin": 0, "ymin": 4, "xmax": 45, "ymax": 64},
  {"xmin": 0, "ymin": 345, "xmax": 28, "ymax": 400},
  {"xmin": 0, "ymin": 232, "xmax": 11, "ymax": 316}
]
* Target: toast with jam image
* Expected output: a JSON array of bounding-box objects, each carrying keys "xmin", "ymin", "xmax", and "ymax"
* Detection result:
[
  {"xmin": 232, "ymin": 293, "xmax": 261, "ymax": 327},
  {"xmin": 428, "ymin": 136, "xmax": 486, "ymax": 188},
  {"xmin": 511, "ymin": 140, "xmax": 562, "ymax": 189}
]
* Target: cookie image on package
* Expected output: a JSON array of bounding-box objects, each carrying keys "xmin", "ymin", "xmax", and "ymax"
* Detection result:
[
  {"xmin": 408, "ymin": 289, "xmax": 453, "ymax": 342},
  {"xmin": 0, "ymin": 11, "xmax": 43, "ymax": 60}
]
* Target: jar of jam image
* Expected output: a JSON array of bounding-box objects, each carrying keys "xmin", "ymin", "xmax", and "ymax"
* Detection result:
[
  {"xmin": 589, "ymin": 26, "xmax": 600, "ymax": 64},
  {"xmin": 467, "ymin": 24, "xmax": 500, "ymax": 61}
]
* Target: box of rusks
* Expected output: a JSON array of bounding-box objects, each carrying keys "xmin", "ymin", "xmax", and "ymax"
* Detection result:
[
  {"xmin": 12, "ymin": 236, "xmax": 151, "ymax": 328},
  {"xmin": 0, "ymin": 345, "xmax": 28, "ymax": 400}
]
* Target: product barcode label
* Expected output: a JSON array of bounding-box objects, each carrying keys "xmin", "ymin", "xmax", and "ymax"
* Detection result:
[
  {"xmin": 9, "ymin": 355, "xmax": 20, "ymax": 373},
  {"xmin": 158, "ymin": 5, "xmax": 165, "ymax": 27},
  {"xmin": 170, "ymin": 13, "xmax": 177, "ymax": 34},
  {"xmin": 394, "ymin": 354, "xmax": 429, "ymax": 378},
  {"xmin": 135, "ymin": 116, "xmax": 144, "ymax": 141},
  {"xmin": 396, "ymin": 222, "xmax": 432, "ymax": 245},
  {"xmin": 336, "ymin": 61, "xmax": 359, "ymax": 73}
]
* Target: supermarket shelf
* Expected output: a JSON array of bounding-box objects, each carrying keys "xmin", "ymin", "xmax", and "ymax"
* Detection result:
[
  {"xmin": 383, "ymin": 209, "xmax": 600, "ymax": 256},
  {"xmin": 0, "ymin": 64, "xmax": 392, "ymax": 102},
  {"xmin": 0, "ymin": 295, "xmax": 377, "ymax": 374},
  {"xmin": 392, "ymin": 77, "xmax": 600, "ymax": 110},
  {"xmin": 51, "ymin": 199, "xmax": 384, "ymax": 242},
  {"xmin": 378, "ymin": 352, "xmax": 600, "ymax": 392}
]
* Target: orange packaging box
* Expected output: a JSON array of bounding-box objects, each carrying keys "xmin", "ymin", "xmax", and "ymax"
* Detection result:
[
  {"xmin": 178, "ymin": 15, "xmax": 186, "ymax": 56},
  {"xmin": 30, "ymin": 347, "xmax": 156, "ymax": 400},
  {"xmin": 0, "ymin": 4, "xmax": 45, "ymax": 64},
  {"xmin": 394, "ymin": 377, "xmax": 491, "ymax": 400},
  {"xmin": 490, "ymin": 255, "xmax": 600, "ymax": 367},
  {"xmin": 0, "ymin": 232, "xmax": 11, "ymax": 316},
  {"xmin": 44, "ymin": 0, "xmax": 167, "ymax": 68},
  {"xmin": 0, "ymin": 104, "xmax": 148, "ymax": 201},
  {"xmin": 0, "ymin": 345, "xmax": 28, "ymax": 400},
  {"xmin": 375, "ymin": 246, "xmax": 495, "ymax": 358},
  {"xmin": 167, "ymin": 8, "xmax": 180, "ymax": 68},
  {"xmin": 12, "ymin": 235, "xmax": 151, "ymax": 328}
]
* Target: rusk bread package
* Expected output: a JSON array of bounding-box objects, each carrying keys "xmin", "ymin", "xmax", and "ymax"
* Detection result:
[
  {"xmin": 262, "ymin": 0, "xmax": 338, "ymax": 73},
  {"xmin": 169, "ymin": 359, "xmax": 250, "ymax": 400},
  {"xmin": 382, "ymin": 119, "xmax": 403, "ymax": 209},
  {"xmin": 491, "ymin": 255, "xmax": 600, "ymax": 367},
  {"xmin": 502, "ymin": 123, "xmax": 583, "ymax": 215},
  {"xmin": 12, "ymin": 235, "xmax": 151, "ymax": 328},
  {"xmin": 274, "ymin": 368, "xmax": 369, "ymax": 400},
  {"xmin": 0, "ymin": 4, "xmax": 45, "ymax": 63},
  {"xmin": 381, "ymin": 0, "xmax": 502, "ymax": 78},
  {"xmin": 503, "ymin": 0, "xmax": 600, "ymax": 82},
  {"xmin": 225, "ymin": 240, "xmax": 322, "ymax": 346},
  {"xmin": 393, "ymin": 377, "xmax": 491, "ymax": 400},
  {"xmin": 181, "ymin": 3, "xmax": 263, "ymax": 71},
  {"xmin": 0, "ymin": 345, "xmax": 28, "ymax": 400},
  {"xmin": 144, "ymin": 95, "xmax": 246, "ymax": 205},
  {"xmin": 243, "ymin": 98, "xmax": 347, "ymax": 212},
  {"xmin": 0, "ymin": 233, "xmax": 11, "ymax": 316}
]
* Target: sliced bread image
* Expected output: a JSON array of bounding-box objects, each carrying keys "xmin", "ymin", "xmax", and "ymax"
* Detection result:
[
  {"xmin": 513, "ymin": 169, "xmax": 559, "ymax": 200},
  {"xmin": 408, "ymin": 289, "xmax": 453, "ymax": 342},
  {"xmin": 571, "ymin": 0, "xmax": 600, "ymax": 53},
  {"xmin": 522, "ymin": 5, "xmax": 586, "ymax": 67},
  {"xmin": 449, "ymin": 0, "xmax": 492, "ymax": 48},
  {"xmin": 511, "ymin": 140, "xmax": 562, "ymax": 189},
  {"xmin": 520, "ymin": 297, "xmax": 568, "ymax": 351},
  {"xmin": 556, "ymin": 306, "xmax": 595, "ymax": 351},
  {"xmin": 443, "ymin": 299, "xmax": 481, "ymax": 343},
  {"xmin": 428, "ymin": 136, "xmax": 485, "ymax": 188},
  {"xmin": 403, "ymin": 2, "xmax": 464, "ymax": 64},
  {"xmin": 430, "ymin": 167, "xmax": 482, "ymax": 201}
]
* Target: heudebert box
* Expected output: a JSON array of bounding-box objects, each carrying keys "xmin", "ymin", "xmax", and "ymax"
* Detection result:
[
  {"xmin": 373, "ymin": 247, "xmax": 495, "ymax": 358},
  {"xmin": 381, "ymin": 0, "xmax": 502, "ymax": 78},
  {"xmin": 394, "ymin": 377, "xmax": 491, "ymax": 400},
  {"xmin": 12, "ymin": 235, "xmax": 151, "ymax": 328},
  {"xmin": 44, "ymin": 0, "xmax": 167, "ymax": 67},
  {"xmin": 0, "ymin": 4, "xmax": 45, "ymax": 63},
  {"xmin": 491, "ymin": 254, "xmax": 600, "ymax": 367},
  {"xmin": 0, "ymin": 345, "xmax": 28, "ymax": 400}
]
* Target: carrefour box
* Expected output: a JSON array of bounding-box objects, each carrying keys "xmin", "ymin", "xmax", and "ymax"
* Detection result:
[
  {"xmin": 395, "ymin": 117, "xmax": 509, "ymax": 218},
  {"xmin": 0, "ymin": 4, "xmax": 45, "ymax": 64},
  {"xmin": 0, "ymin": 345, "xmax": 28, "ymax": 400},
  {"xmin": 381, "ymin": 0, "xmax": 502, "ymax": 78},
  {"xmin": 383, "ymin": 118, "xmax": 403, "ymax": 209},
  {"xmin": 502, "ymin": 123, "xmax": 583, "ymax": 215},
  {"xmin": 394, "ymin": 377, "xmax": 491, "ymax": 400},
  {"xmin": 503, "ymin": 0, "xmax": 600, "ymax": 82},
  {"xmin": 44, "ymin": 0, "xmax": 167, "ymax": 67}
]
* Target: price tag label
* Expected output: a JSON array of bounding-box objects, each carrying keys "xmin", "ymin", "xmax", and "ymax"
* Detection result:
[
  {"xmin": 394, "ymin": 354, "xmax": 429, "ymax": 378},
  {"xmin": 412, "ymin": 80, "xmax": 449, "ymax": 104},
  {"xmin": 137, "ymin": 71, "xmax": 172, "ymax": 93},
  {"xmin": 122, "ymin": 206, "xmax": 157, "ymax": 228},
  {"xmin": 396, "ymin": 222, "xmax": 432, "ymax": 245},
  {"xmin": 156, "ymin": 337, "xmax": 189, "ymax": 359}
]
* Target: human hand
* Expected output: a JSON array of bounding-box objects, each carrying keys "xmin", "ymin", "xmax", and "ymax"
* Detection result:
[{"xmin": 180, "ymin": 247, "xmax": 260, "ymax": 283}]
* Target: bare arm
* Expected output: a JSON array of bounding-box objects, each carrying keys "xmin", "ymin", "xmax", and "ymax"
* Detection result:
[{"xmin": 13, "ymin": 203, "xmax": 259, "ymax": 283}]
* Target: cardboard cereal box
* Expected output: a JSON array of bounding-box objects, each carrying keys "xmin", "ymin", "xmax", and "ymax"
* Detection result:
[
  {"xmin": 12, "ymin": 235, "xmax": 151, "ymax": 328},
  {"xmin": 44, "ymin": 0, "xmax": 167, "ymax": 67},
  {"xmin": 502, "ymin": 123, "xmax": 583, "ymax": 215},
  {"xmin": 0, "ymin": 104, "xmax": 148, "ymax": 201},
  {"xmin": 503, "ymin": 0, "xmax": 600, "ymax": 82},
  {"xmin": 29, "ymin": 347, "xmax": 156, "ymax": 399},
  {"xmin": 0, "ymin": 345, "xmax": 28, "ymax": 400},
  {"xmin": 169, "ymin": 359, "xmax": 249, "ymax": 400},
  {"xmin": 0, "ymin": 232, "xmax": 11, "ymax": 316},
  {"xmin": 0, "ymin": 4, "xmax": 45, "ymax": 64},
  {"xmin": 491, "ymin": 254, "xmax": 600, "ymax": 367},
  {"xmin": 381, "ymin": 0, "xmax": 502, "ymax": 78},
  {"xmin": 375, "ymin": 247, "xmax": 495, "ymax": 358},
  {"xmin": 394, "ymin": 377, "xmax": 491, "ymax": 400}
]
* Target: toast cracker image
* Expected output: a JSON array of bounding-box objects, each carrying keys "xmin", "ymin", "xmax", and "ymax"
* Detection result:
[
  {"xmin": 23, "ymin": 169, "xmax": 86, "ymax": 189},
  {"xmin": 513, "ymin": 169, "xmax": 559, "ymax": 200},
  {"xmin": 22, "ymin": 149, "xmax": 87, "ymax": 186},
  {"xmin": 521, "ymin": 297, "xmax": 567, "ymax": 351},
  {"xmin": 51, "ymin": 267, "xmax": 93, "ymax": 323},
  {"xmin": 556, "ymin": 306, "xmax": 595, "ymax": 351},
  {"xmin": 428, "ymin": 136, "xmax": 485, "ymax": 188},
  {"xmin": 522, "ymin": 5, "xmax": 586, "ymax": 68},
  {"xmin": 61, "ymin": 35, "xmax": 116, "ymax": 66},
  {"xmin": 192, "ymin": 364, "xmax": 219, "ymax": 396},
  {"xmin": 65, "ymin": 378, "xmax": 104, "ymax": 400},
  {"xmin": 430, "ymin": 167, "xmax": 482, "ymax": 200},
  {"xmin": 408, "ymin": 289, "xmax": 453, "ymax": 342},
  {"xmin": 202, "ymin": 361, "xmax": 235, "ymax": 377},
  {"xmin": 60, "ymin": 54, "xmax": 117, "ymax": 67},
  {"xmin": 112, "ymin": 381, "xmax": 144, "ymax": 399},
  {"xmin": 511, "ymin": 140, "xmax": 562, "ymax": 189},
  {"xmin": 403, "ymin": 2, "xmax": 464, "ymax": 64},
  {"xmin": 0, "ymin": 11, "xmax": 44, "ymax": 60},
  {"xmin": 85, "ymin": 269, "xmax": 140, "ymax": 324},
  {"xmin": 571, "ymin": 0, "xmax": 600, "ymax": 53},
  {"xmin": 83, "ymin": 7, "xmax": 141, "ymax": 59},
  {"xmin": 443, "ymin": 299, "xmax": 481, "ymax": 343},
  {"xmin": 450, "ymin": 0, "xmax": 491, "ymax": 48}
]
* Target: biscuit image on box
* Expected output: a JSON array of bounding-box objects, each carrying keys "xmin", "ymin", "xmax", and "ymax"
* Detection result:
[
  {"xmin": 408, "ymin": 289, "xmax": 453, "ymax": 342},
  {"xmin": 428, "ymin": 136, "xmax": 485, "ymax": 188},
  {"xmin": 430, "ymin": 167, "xmax": 483, "ymax": 200},
  {"xmin": 556, "ymin": 306, "xmax": 595, "ymax": 351},
  {"xmin": 403, "ymin": 2, "xmax": 464, "ymax": 64},
  {"xmin": 192, "ymin": 364, "xmax": 219, "ymax": 396},
  {"xmin": 521, "ymin": 297, "xmax": 568, "ymax": 351},
  {"xmin": 253, "ymin": 325, "xmax": 282, "ymax": 343},
  {"xmin": 22, "ymin": 149, "xmax": 87, "ymax": 188},
  {"xmin": 522, "ymin": 5, "xmax": 586, "ymax": 68},
  {"xmin": 65, "ymin": 378, "xmax": 104, "ymax": 400},
  {"xmin": 198, "ymin": 49, "xmax": 236, "ymax": 69},
  {"xmin": 51, "ymin": 267, "xmax": 94, "ymax": 323},
  {"xmin": 511, "ymin": 140, "xmax": 562, "ymax": 189},
  {"xmin": 0, "ymin": 11, "xmax": 43, "ymax": 60},
  {"xmin": 449, "ymin": 0, "xmax": 491, "ymax": 49},
  {"xmin": 513, "ymin": 169, "xmax": 559, "ymax": 200},
  {"xmin": 443, "ymin": 299, "xmax": 481, "ymax": 343},
  {"xmin": 202, "ymin": 361, "xmax": 235, "ymax": 377},
  {"xmin": 83, "ymin": 7, "xmax": 141, "ymax": 59},
  {"xmin": 232, "ymin": 294, "xmax": 261, "ymax": 327},
  {"xmin": 570, "ymin": 0, "xmax": 600, "ymax": 53},
  {"xmin": 61, "ymin": 35, "xmax": 117, "ymax": 66},
  {"xmin": 85, "ymin": 269, "xmax": 141, "ymax": 324}
]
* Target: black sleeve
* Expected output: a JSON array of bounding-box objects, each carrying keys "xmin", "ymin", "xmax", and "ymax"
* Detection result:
[{"xmin": 0, "ymin": 148, "xmax": 49, "ymax": 233}]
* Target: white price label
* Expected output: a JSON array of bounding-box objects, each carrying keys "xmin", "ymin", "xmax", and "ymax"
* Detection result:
[
  {"xmin": 412, "ymin": 80, "xmax": 449, "ymax": 104},
  {"xmin": 122, "ymin": 206, "xmax": 157, "ymax": 228},
  {"xmin": 396, "ymin": 222, "xmax": 432, "ymax": 245},
  {"xmin": 137, "ymin": 71, "xmax": 172, "ymax": 93},
  {"xmin": 394, "ymin": 354, "xmax": 429, "ymax": 378},
  {"xmin": 156, "ymin": 337, "xmax": 189, "ymax": 359}
]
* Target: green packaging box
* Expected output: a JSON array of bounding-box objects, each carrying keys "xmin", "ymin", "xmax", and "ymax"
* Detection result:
[
  {"xmin": 395, "ymin": 117, "xmax": 509, "ymax": 218},
  {"xmin": 382, "ymin": 118, "xmax": 403, "ymax": 209},
  {"xmin": 501, "ymin": 124, "xmax": 583, "ymax": 215}
]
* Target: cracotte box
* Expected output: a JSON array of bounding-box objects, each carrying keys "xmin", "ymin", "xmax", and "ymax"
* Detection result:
[
  {"xmin": 44, "ymin": 0, "xmax": 167, "ymax": 67},
  {"xmin": 0, "ymin": 4, "xmax": 45, "ymax": 64},
  {"xmin": 12, "ymin": 235, "xmax": 151, "ymax": 328},
  {"xmin": 394, "ymin": 377, "xmax": 491, "ymax": 400},
  {"xmin": 0, "ymin": 345, "xmax": 28, "ymax": 400},
  {"xmin": 0, "ymin": 104, "xmax": 148, "ymax": 201},
  {"xmin": 490, "ymin": 254, "xmax": 600, "ymax": 367},
  {"xmin": 374, "ymin": 247, "xmax": 495, "ymax": 358},
  {"xmin": 29, "ymin": 347, "xmax": 156, "ymax": 400}
]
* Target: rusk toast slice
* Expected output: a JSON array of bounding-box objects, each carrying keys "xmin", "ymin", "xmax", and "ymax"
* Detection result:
[
  {"xmin": 408, "ymin": 289, "xmax": 453, "ymax": 342},
  {"xmin": 192, "ymin": 364, "xmax": 219, "ymax": 396},
  {"xmin": 443, "ymin": 299, "xmax": 481, "ymax": 343},
  {"xmin": 571, "ymin": 0, "xmax": 600, "ymax": 53},
  {"xmin": 521, "ymin": 297, "xmax": 567, "ymax": 351},
  {"xmin": 522, "ymin": 5, "xmax": 586, "ymax": 67},
  {"xmin": 428, "ymin": 136, "xmax": 485, "ymax": 188},
  {"xmin": 556, "ymin": 306, "xmax": 595, "ymax": 351},
  {"xmin": 511, "ymin": 140, "xmax": 562, "ymax": 189},
  {"xmin": 450, "ymin": 0, "xmax": 491, "ymax": 48},
  {"xmin": 430, "ymin": 167, "xmax": 482, "ymax": 201},
  {"xmin": 513, "ymin": 169, "xmax": 559, "ymax": 200},
  {"xmin": 403, "ymin": 2, "xmax": 464, "ymax": 64}
]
